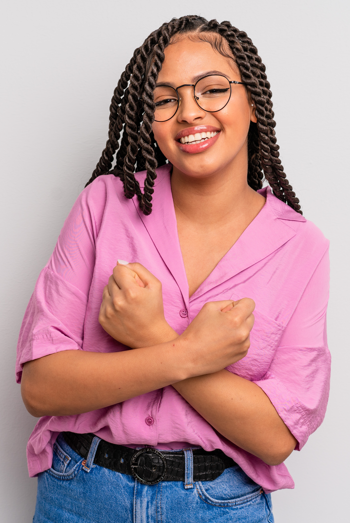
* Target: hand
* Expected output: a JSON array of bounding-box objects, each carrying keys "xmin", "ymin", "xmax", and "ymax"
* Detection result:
[
  {"xmin": 99, "ymin": 262, "xmax": 177, "ymax": 348},
  {"xmin": 178, "ymin": 298, "xmax": 255, "ymax": 378}
]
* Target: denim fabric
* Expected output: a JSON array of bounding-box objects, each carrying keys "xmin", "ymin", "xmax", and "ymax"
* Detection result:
[{"xmin": 33, "ymin": 434, "xmax": 274, "ymax": 522}]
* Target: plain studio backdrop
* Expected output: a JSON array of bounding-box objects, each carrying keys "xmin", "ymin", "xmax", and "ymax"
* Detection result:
[{"xmin": 1, "ymin": 1, "xmax": 349, "ymax": 521}]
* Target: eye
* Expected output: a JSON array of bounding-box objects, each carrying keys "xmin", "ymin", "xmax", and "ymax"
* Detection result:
[
  {"xmin": 155, "ymin": 98, "xmax": 178, "ymax": 107},
  {"xmin": 202, "ymin": 88, "xmax": 230, "ymax": 97}
]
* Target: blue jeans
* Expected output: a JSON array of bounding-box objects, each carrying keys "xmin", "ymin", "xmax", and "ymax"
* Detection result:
[{"xmin": 33, "ymin": 433, "xmax": 274, "ymax": 522}]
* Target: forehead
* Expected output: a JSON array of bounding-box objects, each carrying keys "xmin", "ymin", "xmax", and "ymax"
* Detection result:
[{"xmin": 157, "ymin": 35, "xmax": 240, "ymax": 83}]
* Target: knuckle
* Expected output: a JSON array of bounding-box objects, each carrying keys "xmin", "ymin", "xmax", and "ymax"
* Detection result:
[
  {"xmin": 242, "ymin": 336, "xmax": 251, "ymax": 351},
  {"xmin": 237, "ymin": 328, "xmax": 250, "ymax": 344},
  {"xmin": 98, "ymin": 308, "xmax": 108, "ymax": 325},
  {"xmin": 112, "ymin": 297, "xmax": 121, "ymax": 310},
  {"xmin": 104, "ymin": 306, "xmax": 114, "ymax": 320},
  {"xmin": 125, "ymin": 288, "xmax": 136, "ymax": 300},
  {"xmin": 244, "ymin": 297, "xmax": 255, "ymax": 311},
  {"xmin": 204, "ymin": 301, "xmax": 215, "ymax": 311},
  {"xmin": 236, "ymin": 331, "xmax": 246, "ymax": 344},
  {"xmin": 231, "ymin": 315, "xmax": 241, "ymax": 329}
]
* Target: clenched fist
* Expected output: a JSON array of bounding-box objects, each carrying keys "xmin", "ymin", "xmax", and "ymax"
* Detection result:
[{"xmin": 99, "ymin": 261, "xmax": 176, "ymax": 348}]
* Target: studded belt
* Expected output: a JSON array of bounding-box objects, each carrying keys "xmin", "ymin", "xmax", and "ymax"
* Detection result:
[{"xmin": 62, "ymin": 432, "xmax": 235, "ymax": 486}]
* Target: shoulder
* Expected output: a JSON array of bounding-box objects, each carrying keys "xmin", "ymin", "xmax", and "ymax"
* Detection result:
[
  {"xmin": 81, "ymin": 163, "xmax": 171, "ymax": 205},
  {"xmin": 64, "ymin": 174, "xmax": 136, "ymax": 240},
  {"xmin": 81, "ymin": 174, "xmax": 125, "ymax": 207},
  {"xmin": 264, "ymin": 187, "xmax": 329, "ymax": 257},
  {"xmin": 80, "ymin": 173, "xmax": 138, "ymax": 215}
]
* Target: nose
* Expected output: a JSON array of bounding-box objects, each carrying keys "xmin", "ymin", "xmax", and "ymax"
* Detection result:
[{"xmin": 176, "ymin": 86, "xmax": 206, "ymax": 123}]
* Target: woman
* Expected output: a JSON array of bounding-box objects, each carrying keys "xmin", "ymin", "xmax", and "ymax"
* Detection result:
[{"xmin": 17, "ymin": 15, "xmax": 330, "ymax": 522}]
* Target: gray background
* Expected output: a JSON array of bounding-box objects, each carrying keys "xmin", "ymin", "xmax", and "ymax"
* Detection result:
[{"xmin": 1, "ymin": 0, "xmax": 349, "ymax": 520}]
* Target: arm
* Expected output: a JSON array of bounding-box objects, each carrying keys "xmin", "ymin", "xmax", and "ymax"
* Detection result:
[
  {"xmin": 22, "ymin": 339, "xmax": 182, "ymax": 417},
  {"xmin": 171, "ymin": 250, "xmax": 330, "ymax": 465},
  {"xmin": 173, "ymin": 371, "xmax": 296, "ymax": 466},
  {"xmin": 97, "ymin": 258, "xmax": 329, "ymax": 466},
  {"xmin": 97, "ymin": 263, "xmax": 297, "ymax": 465},
  {"xmin": 21, "ymin": 263, "xmax": 252, "ymax": 417}
]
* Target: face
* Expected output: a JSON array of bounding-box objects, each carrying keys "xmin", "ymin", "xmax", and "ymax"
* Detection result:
[{"xmin": 151, "ymin": 36, "xmax": 257, "ymax": 181}]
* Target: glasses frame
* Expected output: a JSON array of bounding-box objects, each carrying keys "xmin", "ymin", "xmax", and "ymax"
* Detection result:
[{"xmin": 153, "ymin": 74, "xmax": 245, "ymax": 123}]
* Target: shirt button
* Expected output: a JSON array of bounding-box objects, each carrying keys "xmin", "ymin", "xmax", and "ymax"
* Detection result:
[
  {"xmin": 145, "ymin": 416, "xmax": 154, "ymax": 426},
  {"xmin": 179, "ymin": 309, "xmax": 188, "ymax": 318}
]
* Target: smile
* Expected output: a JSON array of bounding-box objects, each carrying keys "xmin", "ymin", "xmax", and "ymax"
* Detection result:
[{"xmin": 179, "ymin": 131, "xmax": 219, "ymax": 145}]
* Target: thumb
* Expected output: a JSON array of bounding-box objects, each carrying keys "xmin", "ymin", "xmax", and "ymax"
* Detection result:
[
  {"xmin": 220, "ymin": 301, "xmax": 235, "ymax": 313},
  {"xmin": 117, "ymin": 260, "xmax": 146, "ymax": 288},
  {"xmin": 126, "ymin": 262, "xmax": 161, "ymax": 289}
]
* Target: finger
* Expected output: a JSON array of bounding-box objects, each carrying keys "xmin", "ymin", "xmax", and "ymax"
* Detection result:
[
  {"xmin": 112, "ymin": 263, "xmax": 144, "ymax": 290},
  {"xmin": 118, "ymin": 261, "xmax": 159, "ymax": 289},
  {"xmin": 102, "ymin": 285, "xmax": 111, "ymax": 300},
  {"xmin": 107, "ymin": 274, "xmax": 122, "ymax": 296},
  {"xmin": 221, "ymin": 301, "xmax": 235, "ymax": 313},
  {"xmin": 229, "ymin": 298, "xmax": 255, "ymax": 317},
  {"xmin": 117, "ymin": 261, "xmax": 144, "ymax": 287},
  {"xmin": 242, "ymin": 311, "xmax": 255, "ymax": 332},
  {"xmin": 207, "ymin": 300, "xmax": 235, "ymax": 312}
]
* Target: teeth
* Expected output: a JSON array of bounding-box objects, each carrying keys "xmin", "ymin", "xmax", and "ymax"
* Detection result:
[{"xmin": 179, "ymin": 131, "xmax": 218, "ymax": 144}]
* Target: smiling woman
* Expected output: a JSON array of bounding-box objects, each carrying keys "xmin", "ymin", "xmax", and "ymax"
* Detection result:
[{"xmin": 17, "ymin": 14, "xmax": 330, "ymax": 523}]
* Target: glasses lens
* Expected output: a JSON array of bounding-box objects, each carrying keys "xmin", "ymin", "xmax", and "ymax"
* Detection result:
[
  {"xmin": 153, "ymin": 85, "xmax": 178, "ymax": 122},
  {"xmin": 195, "ymin": 76, "xmax": 231, "ymax": 112}
]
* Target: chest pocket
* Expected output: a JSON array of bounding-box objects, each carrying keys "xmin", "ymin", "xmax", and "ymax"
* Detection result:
[{"xmin": 226, "ymin": 307, "xmax": 284, "ymax": 381}]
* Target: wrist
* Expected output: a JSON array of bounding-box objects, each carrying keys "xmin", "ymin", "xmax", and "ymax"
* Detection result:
[
  {"xmin": 156, "ymin": 322, "xmax": 179, "ymax": 344},
  {"xmin": 134, "ymin": 322, "xmax": 178, "ymax": 349},
  {"xmin": 171, "ymin": 331, "xmax": 201, "ymax": 381}
]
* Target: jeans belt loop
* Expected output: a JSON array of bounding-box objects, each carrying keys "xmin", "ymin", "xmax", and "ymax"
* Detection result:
[
  {"xmin": 184, "ymin": 448, "xmax": 194, "ymax": 489},
  {"xmin": 82, "ymin": 436, "xmax": 101, "ymax": 472}
]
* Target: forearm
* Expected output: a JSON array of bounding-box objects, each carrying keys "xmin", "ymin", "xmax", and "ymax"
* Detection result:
[
  {"xmin": 21, "ymin": 337, "xmax": 183, "ymax": 417},
  {"xmin": 173, "ymin": 370, "xmax": 297, "ymax": 465}
]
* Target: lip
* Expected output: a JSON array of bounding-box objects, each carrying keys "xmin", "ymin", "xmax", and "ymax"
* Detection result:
[
  {"xmin": 174, "ymin": 125, "xmax": 221, "ymax": 141},
  {"xmin": 176, "ymin": 130, "xmax": 220, "ymax": 154}
]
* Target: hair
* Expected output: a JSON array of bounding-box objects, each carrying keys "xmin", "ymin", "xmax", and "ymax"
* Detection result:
[{"xmin": 85, "ymin": 15, "xmax": 301, "ymax": 215}]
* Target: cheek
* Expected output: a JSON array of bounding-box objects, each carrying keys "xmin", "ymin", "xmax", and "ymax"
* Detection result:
[
  {"xmin": 152, "ymin": 123, "xmax": 172, "ymax": 154},
  {"xmin": 152, "ymin": 123, "xmax": 163, "ymax": 146},
  {"xmin": 221, "ymin": 102, "xmax": 251, "ymax": 136}
]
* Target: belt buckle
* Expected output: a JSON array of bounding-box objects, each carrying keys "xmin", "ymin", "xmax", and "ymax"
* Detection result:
[{"xmin": 130, "ymin": 448, "xmax": 167, "ymax": 485}]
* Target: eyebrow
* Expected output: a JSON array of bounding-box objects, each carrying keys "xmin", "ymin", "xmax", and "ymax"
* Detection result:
[{"xmin": 155, "ymin": 70, "xmax": 230, "ymax": 88}]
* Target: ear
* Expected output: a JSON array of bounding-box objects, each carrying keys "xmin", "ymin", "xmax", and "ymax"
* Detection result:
[{"xmin": 250, "ymin": 102, "xmax": 257, "ymax": 123}]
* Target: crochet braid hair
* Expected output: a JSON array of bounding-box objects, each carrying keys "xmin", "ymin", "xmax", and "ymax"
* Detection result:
[{"xmin": 86, "ymin": 15, "xmax": 301, "ymax": 215}]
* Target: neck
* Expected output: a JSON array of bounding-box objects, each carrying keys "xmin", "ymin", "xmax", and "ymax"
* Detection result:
[{"xmin": 170, "ymin": 163, "xmax": 264, "ymax": 229}]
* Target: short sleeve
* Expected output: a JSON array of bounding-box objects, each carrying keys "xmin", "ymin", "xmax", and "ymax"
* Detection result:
[
  {"xmin": 253, "ymin": 247, "xmax": 331, "ymax": 450},
  {"xmin": 16, "ymin": 179, "xmax": 108, "ymax": 383}
]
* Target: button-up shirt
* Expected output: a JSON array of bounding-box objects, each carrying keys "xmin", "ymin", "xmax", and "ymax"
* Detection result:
[{"xmin": 16, "ymin": 164, "xmax": 331, "ymax": 493}]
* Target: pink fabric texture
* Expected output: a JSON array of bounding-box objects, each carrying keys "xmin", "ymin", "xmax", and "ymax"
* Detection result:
[{"xmin": 16, "ymin": 164, "xmax": 331, "ymax": 493}]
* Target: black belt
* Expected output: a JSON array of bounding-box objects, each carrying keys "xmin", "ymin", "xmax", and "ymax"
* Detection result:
[{"xmin": 63, "ymin": 432, "xmax": 235, "ymax": 486}]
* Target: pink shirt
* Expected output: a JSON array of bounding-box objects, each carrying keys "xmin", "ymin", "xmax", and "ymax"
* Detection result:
[{"xmin": 16, "ymin": 164, "xmax": 331, "ymax": 493}]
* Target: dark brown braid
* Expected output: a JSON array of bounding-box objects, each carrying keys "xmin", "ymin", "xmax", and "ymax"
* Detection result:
[{"xmin": 86, "ymin": 15, "xmax": 301, "ymax": 215}]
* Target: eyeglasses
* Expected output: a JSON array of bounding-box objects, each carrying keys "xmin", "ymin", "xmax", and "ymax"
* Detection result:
[{"xmin": 153, "ymin": 74, "xmax": 245, "ymax": 122}]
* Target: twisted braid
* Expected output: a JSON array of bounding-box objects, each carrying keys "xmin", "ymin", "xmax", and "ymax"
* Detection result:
[
  {"xmin": 215, "ymin": 23, "xmax": 301, "ymax": 212},
  {"xmin": 85, "ymin": 56, "xmax": 136, "ymax": 186},
  {"xmin": 136, "ymin": 17, "xmax": 196, "ymax": 214},
  {"xmin": 87, "ymin": 15, "xmax": 301, "ymax": 214}
]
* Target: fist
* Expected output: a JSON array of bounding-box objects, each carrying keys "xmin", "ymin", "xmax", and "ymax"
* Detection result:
[{"xmin": 99, "ymin": 261, "xmax": 176, "ymax": 348}]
